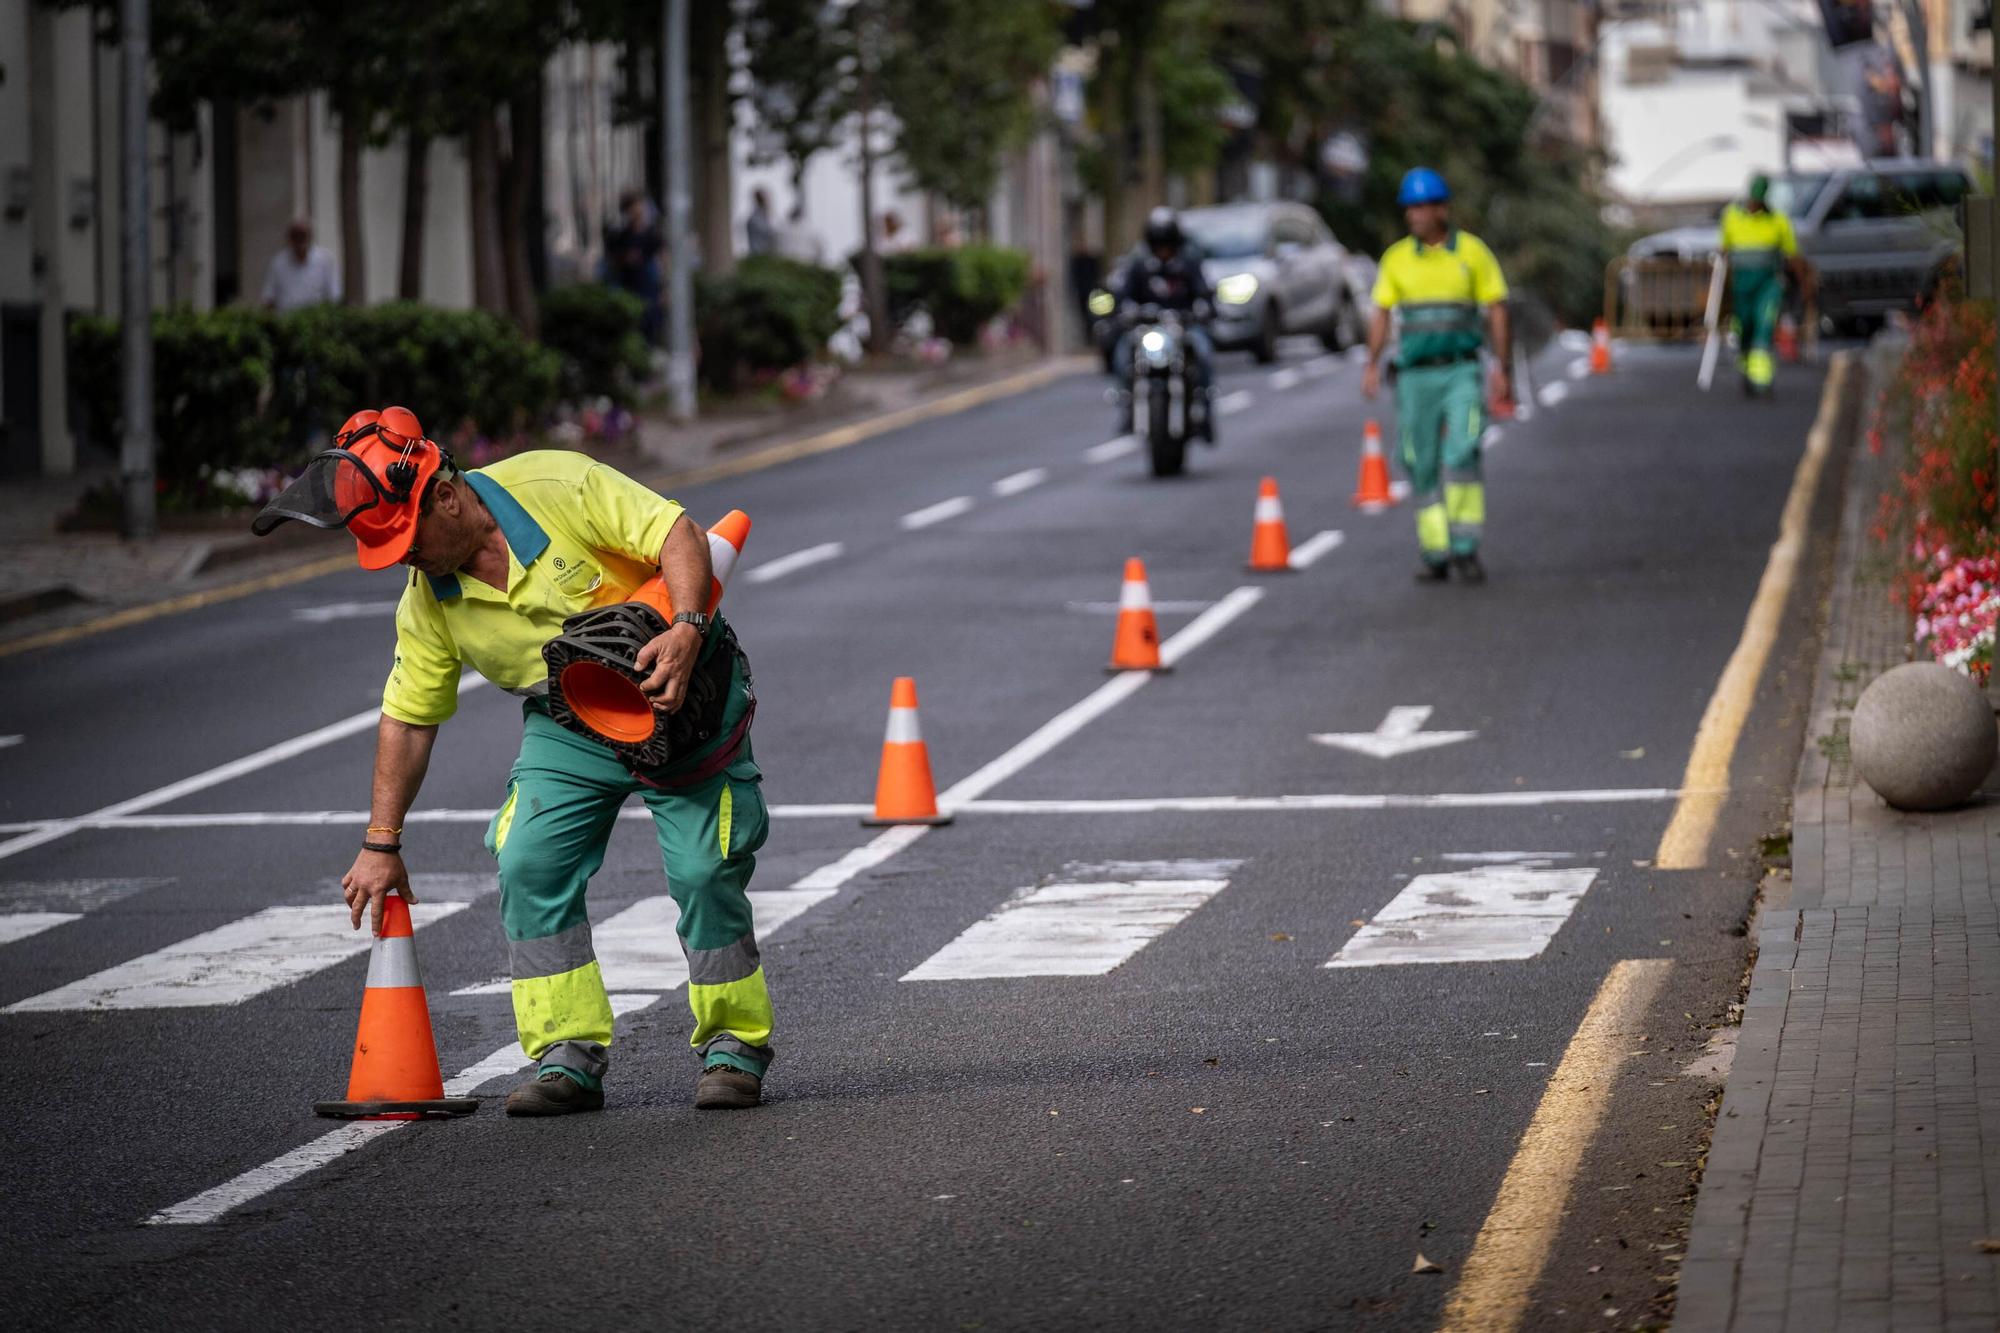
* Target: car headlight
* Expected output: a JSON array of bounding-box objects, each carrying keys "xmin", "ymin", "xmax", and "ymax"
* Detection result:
[
  {"xmin": 1088, "ymin": 289, "xmax": 1116, "ymax": 317},
  {"xmin": 1216, "ymin": 273, "xmax": 1259, "ymax": 305}
]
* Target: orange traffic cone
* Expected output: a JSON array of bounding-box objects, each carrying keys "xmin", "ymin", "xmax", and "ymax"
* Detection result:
[
  {"xmin": 1487, "ymin": 365, "xmax": 1516, "ymax": 421},
  {"xmin": 1776, "ymin": 314, "xmax": 1800, "ymax": 364},
  {"xmin": 1353, "ymin": 420, "xmax": 1395, "ymax": 512},
  {"xmin": 705, "ymin": 509, "xmax": 751, "ymax": 613},
  {"xmin": 1107, "ymin": 558, "xmax": 1169, "ymax": 673},
  {"xmin": 863, "ymin": 677, "xmax": 953, "ymax": 826},
  {"xmin": 1247, "ymin": 476, "xmax": 1294, "ymax": 572},
  {"xmin": 314, "ymin": 891, "xmax": 477, "ymax": 1119},
  {"xmin": 1589, "ymin": 318, "xmax": 1613, "ymax": 374}
]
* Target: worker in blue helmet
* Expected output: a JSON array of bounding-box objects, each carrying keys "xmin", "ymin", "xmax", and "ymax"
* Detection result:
[{"xmin": 1362, "ymin": 167, "xmax": 1512, "ymax": 583}]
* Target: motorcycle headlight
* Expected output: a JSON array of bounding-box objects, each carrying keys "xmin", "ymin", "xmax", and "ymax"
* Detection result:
[
  {"xmin": 1138, "ymin": 328, "xmax": 1175, "ymax": 367},
  {"xmin": 1216, "ymin": 273, "xmax": 1259, "ymax": 305},
  {"xmin": 1088, "ymin": 289, "xmax": 1116, "ymax": 317}
]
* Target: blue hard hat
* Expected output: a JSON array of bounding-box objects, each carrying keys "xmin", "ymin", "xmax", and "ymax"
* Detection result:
[{"xmin": 1397, "ymin": 167, "xmax": 1450, "ymax": 207}]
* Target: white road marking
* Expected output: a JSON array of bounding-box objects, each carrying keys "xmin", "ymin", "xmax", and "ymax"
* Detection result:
[
  {"xmin": 744, "ymin": 542, "xmax": 844, "ymax": 584},
  {"xmin": 0, "ymin": 912, "xmax": 81, "ymax": 945},
  {"xmin": 1537, "ymin": 381, "xmax": 1570, "ymax": 408},
  {"xmin": 900, "ymin": 496, "xmax": 975, "ymax": 530},
  {"xmin": 147, "ymin": 992, "xmax": 661, "ymax": 1225},
  {"xmin": 290, "ymin": 601, "xmax": 400, "ymax": 623},
  {"xmin": 904, "ymin": 859, "xmax": 1238, "ymax": 980},
  {"xmin": 1313, "ymin": 705, "xmax": 1477, "ymax": 759},
  {"xmin": 0, "ymin": 877, "xmax": 171, "ymax": 910},
  {"xmin": 992, "ymin": 467, "xmax": 1049, "ymax": 497},
  {"xmin": 1288, "ymin": 529, "xmax": 1345, "ymax": 569},
  {"xmin": 1065, "ymin": 599, "xmax": 1214, "ymax": 615},
  {"xmin": 0, "ymin": 735, "xmax": 22, "ymax": 749},
  {"xmin": 1216, "ymin": 390, "xmax": 1253, "ymax": 417},
  {"xmin": 1439, "ymin": 852, "xmax": 1580, "ymax": 863},
  {"xmin": 452, "ymin": 888, "xmax": 833, "ymax": 995},
  {"xmin": 0, "ymin": 674, "xmax": 490, "ymax": 864},
  {"xmin": 1390, "ymin": 479, "xmax": 1412, "ymax": 502},
  {"xmin": 7, "ymin": 900, "xmax": 471, "ymax": 1012},
  {"xmin": 1269, "ymin": 367, "xmax": 1303, "ymax": 390},
  {"xmin": 1566, "ymin": 358, "xmax": 1590, "ymax": 381},
  {"xmin": 1084, "ymin": 435, "xmax": 1138, "ymax": 463},
  {"xmin": 1558, "ymin": 329, "xmax": 1593, "ymax": 352},
  {"xmin": 1326, "ymin": 864, "xmax": 1598, "ymax": 968}
]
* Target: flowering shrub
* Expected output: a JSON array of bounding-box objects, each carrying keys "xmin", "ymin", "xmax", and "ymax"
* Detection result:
[{"xmin": 1913, "ymin": 552, "xmax": 2000, "ymax": 684}]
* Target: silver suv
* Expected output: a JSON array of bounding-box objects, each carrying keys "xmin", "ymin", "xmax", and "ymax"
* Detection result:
[{"xmin": 1179, "ymin": 202, "xmax": 1375, "ymax": 362}]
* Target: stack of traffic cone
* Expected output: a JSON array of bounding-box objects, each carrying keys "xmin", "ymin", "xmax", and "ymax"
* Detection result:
[
  {"xmin": 1775, "ymin": 314, "xmax": 1800, "ymax": 364},
  {"xmin": 1353, "ymin": 421, "xmax": 1395, "ymax": 512},
  {"xmin": 1589, "ymin": 319, "xmax": 1613, "ymax": 374},
  {"xmin": 1487, "ymin": 366, "xmax": 1516, "ymax": 421},
  {"xmin": 1107, "ymin": 558, "xmax": 1169, "ymax": 673},
  {"xmin": 863, "ymin": 677, "xmax": 952, "ymax": 826},
  {"xmin": 704, "ymin": 509, "xmax": 751, "ymax": 612},
  {"xmin": 314, "ymin": 891, "xmax": 478, "ymax": 1120},
  {"xmin": 1247, "ymin": 477, "xmax": 1294, "ymax": 573}
]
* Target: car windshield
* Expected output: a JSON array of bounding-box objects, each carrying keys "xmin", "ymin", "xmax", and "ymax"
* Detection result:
[
  {"xmin": 1769, "ymin": 174, "xmax": 1829, "ymax": 218},
  {"xmin": 1181, "ymin": 214, "xmax": 1266, "ymax": 260}
]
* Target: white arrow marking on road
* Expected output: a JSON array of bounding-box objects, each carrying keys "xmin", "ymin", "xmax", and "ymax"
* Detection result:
[
  {"xmin": 0, "ymin": 735, "xmax": 21, "ymax": 749},
  {"xmin": 289, "ymin": 601, "xmax": 400, "ymax": 623},
  {"xmin": 1217, "ymin": 390, "xmax": 1253, "ymax": 417},
  {"xmin": 1288, "ymin": 529, "xmax": 1345, "ymax": 570},
  {"xmin": 1326, "ymin": 864, "xmax": 1599, "ymax": 967},
  {"xmin": 992, "ymin": 467, "xmax": 1049, "ymax": 497},
  {"xmin": 900, "ymin": 495, "xmax": 975, "ymax": 530},
  {"xmin": 1312, "ymin": 706, "xmax": 1476, "ymax": 759},
  {"xmin": 745, "ymin": 542, "xmax": 844, "ymax": 584}
]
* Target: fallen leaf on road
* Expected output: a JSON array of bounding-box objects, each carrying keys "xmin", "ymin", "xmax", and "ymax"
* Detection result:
[
  {"xmin": 1350, "ymin": 919, "xmax": 1368, "ymax": 927},
  {"xmin": 1190, "ymin": 1107, "xmax": 1207, "ymax": 1114},
  {"xmin": 1472, "ymin": 1088, "xmax": 1490, "ymax": 1095},
  {"xmin": 1619, "ymin": 747, "xmax": 1645, "ymax": 759},
  {"xmin": 1048, "ymin": 1110, "xmax": 1059, "ymax": 1116},
  {"xmin": 1976, "ymin": 1239, "xmax": 2000, "ymax": 1254},
  {"xmin": 1412, "ymin": 1253, "xmax": 1444, "ymax": 1275},
  {"xmin": 1269, "ymin": 932, "xmax": 1293, "ymax": 941},
  {"xmin": 1586, "ymin": 1265, "xmax": 1602, "ymax": 1274}
]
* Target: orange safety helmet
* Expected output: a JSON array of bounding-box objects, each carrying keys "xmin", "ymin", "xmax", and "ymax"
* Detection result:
[{"xmin": 253, "ymin": 406, "xmax": 450, "ymax": 570}]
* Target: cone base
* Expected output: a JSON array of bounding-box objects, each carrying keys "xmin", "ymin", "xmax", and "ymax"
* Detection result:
[
  {"xmin": 1354, "ymin": 498, "xmax": 1391, "ymax": 513},
  {"xmin": 860, "ymin": 812, "xmax": 955, "ymax": 827},
  {"xmin": 314, "ymin": 1097, "xmax": 481, "ymax": 1120},
  {"xmin": 1105, "ymin": 662, "xmax": 1173, "ymax": 674},
  {"xmin": 1246, "ymin": 562, "xmax": 1298, "ymax": 574}
]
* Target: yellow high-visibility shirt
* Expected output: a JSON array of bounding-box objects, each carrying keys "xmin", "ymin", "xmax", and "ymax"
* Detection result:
[
  {"xmin": 381, "ymin": 451, "xmax": 684, "ymax": 727},
  {"xmin": 1371, "ymin": 229, "xmax": 1509, "ymax": 365},
  {"xmin": 1719, "ymin": 204, "xmax": 1798, "ymax": 269}
]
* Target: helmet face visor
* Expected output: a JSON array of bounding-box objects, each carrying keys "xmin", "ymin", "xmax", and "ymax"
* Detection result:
[{"xmin": 251, "ymin": 448, "xmax": 424, "ymax": 569}]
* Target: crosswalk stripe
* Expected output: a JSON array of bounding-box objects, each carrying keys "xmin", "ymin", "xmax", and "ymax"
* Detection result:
[
  {"xmin": 0, "ymin": 912, "xmax": 82, "ymax": 945},
  {"xmin": 1325, "ymin": 864, "xmax": 1597, "ymax": 968},
  {"xmin": 903, "ymin": 859, "xmax": 1238, "ymax": 980},
  {"xmin": 6, "ymin": 900, "xmax": 471, "ymax": 1012},
  {"xmin": 451, "ymin": 888, "xmax": 833, "ymax": 995}
]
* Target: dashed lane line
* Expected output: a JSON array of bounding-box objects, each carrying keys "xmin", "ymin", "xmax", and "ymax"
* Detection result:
[
  {"xmin": 1566, "ymin": 358, "xmax": 1590, "ymax": 381},
  {"xmin": 1216, "ymin": 390, "xmax": 1254, "ymax": 417},
  {"xmin": 1537, "ymin": 381, "xmax": 1570, "ymax": 408},
  {"xmin": 1083, "ymin": 435, "xmax": 1138, "ymax": 463},
  {"xmin": 1287, "ymin": 529, "xmax": 1345, "ymax": 570},
  {"xmin": 744, "ymin": 542, "xmax": 845, "ymax": 584},
  {"xmin": 992, "ymin": 467, "xmax": 1049, "ymax": 497},
  {"xmin": 899, "ymin": 496, "xmax": 976, "ymax": 530},
  {"xmin": 0, "ymin": 735, "xmax": 22, "ymax": 749},
  {"xmin": 1065, "ymin": 600, "xmax": 1214, "ymax": 615},
  {"xmin": 1269, "ymin": 367, "xmax": 1303, "ymax": 391}
]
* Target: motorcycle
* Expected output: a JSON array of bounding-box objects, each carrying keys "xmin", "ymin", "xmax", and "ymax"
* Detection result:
[{"xmin": 1122, "ymin": 304, "xmax": 1210, "ymax": 478}]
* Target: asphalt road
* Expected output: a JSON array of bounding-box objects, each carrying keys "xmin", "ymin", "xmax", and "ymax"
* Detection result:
[{"xmin": 2, "ymin": 335, "xmax": 1843, "ymax": 1329}]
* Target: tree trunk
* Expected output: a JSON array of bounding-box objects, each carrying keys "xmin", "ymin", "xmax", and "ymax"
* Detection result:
[
  {"xmin": 1095, "ymin": 50, "xmax": 1128, "ymax": 255},
  {"xmin": 693, "ymin": 1, "xmax": 734, "ymax": 276},
  {"xmin": 501, "ymin": 85, "xmax": 542, "ymax": 335},
  {"xmin": 338, "ymin": 105, "xmax": 365, "ymax": 305},
  {"xmin": 399, "ymin": 130, "xmax": 430, "ymax": 301},
  {"xmin": 1135, "ymin": 46, "xmax": 1165, "ymax": 218},
  {"xmin": 857, "ymin": 94, "xmax": 888, "ymax": 353},
  {"xmin": 467, "ymin": 113, "xmax": 506, "ymax": 314}
]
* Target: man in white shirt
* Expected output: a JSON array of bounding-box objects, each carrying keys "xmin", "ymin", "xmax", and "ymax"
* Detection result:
[{"xmin": 261, "ymin": 218, "xmax": 343, "ymax": 312}]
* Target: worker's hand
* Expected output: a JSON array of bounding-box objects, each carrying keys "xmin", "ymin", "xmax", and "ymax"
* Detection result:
[
  {"xmin": 1361, "ymin": 362, "xmax": 1381, "ymax": 400},
  {"xmin": 637, "ymin": 622, "xmax": 702, "ymax": 714},
  {"xmin": 341, "ymin": 849, "xmax": 415, "ymax": 934},
  {"xmin": 1494, "ymin": 368, "xmax": 1515, "ymax": 408}
]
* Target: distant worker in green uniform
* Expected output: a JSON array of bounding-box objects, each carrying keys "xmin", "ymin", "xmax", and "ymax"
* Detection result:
[
  {"xmin": 1363, "ymin": 167, "xmax": 1512, "ymax": 583},
  {"xmin": 1719, "ymin": 175, "xmax": 1815, "ymax": 396}
]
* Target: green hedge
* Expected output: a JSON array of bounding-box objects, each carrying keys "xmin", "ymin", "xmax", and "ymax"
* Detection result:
[
  {"xmin": 881, "ymin": 244, "xmax": 1030, "ymax": 344},
  {"xmin": 71, "ymin": 304, "xmax": 562, "ymax": 496},
  {"xmin": 538, "ymin": 284, "xmax": 653, "ymax": 404},
  {"xmin": 695, "ymin": 256, "xmax": 843, "ymax": 393}
]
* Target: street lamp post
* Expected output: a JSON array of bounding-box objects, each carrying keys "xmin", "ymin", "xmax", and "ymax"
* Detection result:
[
  {"xmin": 662, "ymin": 0, "xmax": 697, "ymax": 423},
  {"xmin": 120, "ymin": 0, "xmax": 155, "ymax": 538}
]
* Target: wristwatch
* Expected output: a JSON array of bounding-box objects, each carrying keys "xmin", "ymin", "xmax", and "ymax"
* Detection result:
[{"xmin": 670, "ymin": 611, "xmax": 710, "ymax": 634}]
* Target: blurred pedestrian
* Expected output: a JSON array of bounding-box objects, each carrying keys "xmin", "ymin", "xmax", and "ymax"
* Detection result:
[
  {"xmin": 746, "ymin": 188, "xmax": 777, "ymax": 257},
  {"xmin": 604, "ymin": 189, "xmax": 664, "ymax": 343},
  {"xmin": 1719, "ymin": 175, "xmax": 1815, "ymax": 397},
  {"xmin": 261, "ymin": 218, "xmax": 342, "ymax": 312},
  {"xmin": 1362, "ymin": 167, "xmax": 1511, "ymax": 584}
]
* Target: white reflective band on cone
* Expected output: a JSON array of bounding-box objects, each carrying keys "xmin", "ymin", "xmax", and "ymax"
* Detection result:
[
  {"xmin": 1120, "ymin": 578, "xmax": 1154, "ymax": 610},
  {"xmin": 708, "ymin": 530, "xmax": 741, "ymax": 584},
  {"xmin": 1255, "ymin": 496, "xmax": 1285, "ymax": 522},
  {"xmin": 883, "ymin": 709, "xmax": 924, "ymax": 744},
  {"xmin": 365, "ymin": 934, "xmax": 423, "ymax": 989}
]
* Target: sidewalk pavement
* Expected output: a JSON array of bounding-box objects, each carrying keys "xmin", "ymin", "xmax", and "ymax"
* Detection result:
[
  {"xmin": 0, "ymin": 351, "xmax": 1087, "ymax": 651},
  {"xmin": 1677, "ymin": 342, "xmax": 2000, "ymax": 1330}
]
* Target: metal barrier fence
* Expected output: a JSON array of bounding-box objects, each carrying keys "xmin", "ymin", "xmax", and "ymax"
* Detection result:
[{"xmin": 1604, "ymin": 256, "xmax": 1718, "ymax": 342}]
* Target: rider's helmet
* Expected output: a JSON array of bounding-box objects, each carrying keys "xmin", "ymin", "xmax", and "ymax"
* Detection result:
[
  {"xmin": 252, "ymin": 405, "xmax": 452, "ymax": 569},
  {"xmin": 1396, "ymin": 167, "xmax": 1451, "ymax": 208},
  {"xmin": 1143, "ymin": 206, "xmax": 1184, "ymax": 253}
]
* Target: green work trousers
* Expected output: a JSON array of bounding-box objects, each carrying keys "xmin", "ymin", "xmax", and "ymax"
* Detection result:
[
  {"xmin": 1731, "ymin": 265, "xmax": 1781, "ymax": 389},
  {"xmin": 483, "ymin": 703, "xmax": 773, "ymax": 1083},
  {"xmin": 1394, "ymin": 359, "xmax": 1486, "ymax": 563}
]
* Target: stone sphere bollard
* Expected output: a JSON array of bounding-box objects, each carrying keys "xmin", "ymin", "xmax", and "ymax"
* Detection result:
[{"xmin": 1851, "ymin": 662, "xmax": 1997, "ymax": 811}]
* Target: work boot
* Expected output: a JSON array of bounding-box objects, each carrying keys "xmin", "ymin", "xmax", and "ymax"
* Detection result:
[
  {"xmin": 695, "ymin": 1064, "xmax": 762, "ymax": 1110},
  {"xmin": 1414, "ymin": 559, "xmax": 1450, "ymax": 584},
  {"xmin": 1451, "ymin": 553, "xmax": 1486, "ymax": 584},
  {"xmin": 505, "ymin": 1069, "xmax": 604, "ymax": 1116}
]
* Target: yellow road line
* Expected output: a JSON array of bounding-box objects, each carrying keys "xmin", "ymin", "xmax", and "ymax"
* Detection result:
[
  {"xmin": 1439, "ymin": 958, "xmax": 1673, "ymax": 1332},
  {"xmin": 1653, "ymin": 352, "xmax": 1853, "ymax": 869},
  {"xmin": 0, "ymin": 553, "xmax": 354, "ymax": 660},
  {"xmin": 1, "ymin": 358, "xmax": 1088, "ymax": 660},
  {"xmin": 646, "ymin": 356, "xmax": 1092, "ymax": 491}
]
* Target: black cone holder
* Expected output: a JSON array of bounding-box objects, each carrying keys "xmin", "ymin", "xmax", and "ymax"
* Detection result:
[{"xmin": 543, "ymin": 603, "xmax": 676, "ymax": 769}]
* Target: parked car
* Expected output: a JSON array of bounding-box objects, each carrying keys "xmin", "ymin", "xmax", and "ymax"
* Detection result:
[{"xmin": 1626, "ymin": 159, "xmax": 1971, "ymax": 331}]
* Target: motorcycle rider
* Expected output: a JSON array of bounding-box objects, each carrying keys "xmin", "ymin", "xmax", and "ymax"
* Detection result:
[{"xmin": 1112, "ymin": 206, "xmax": 1218, "ymax": 441}]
